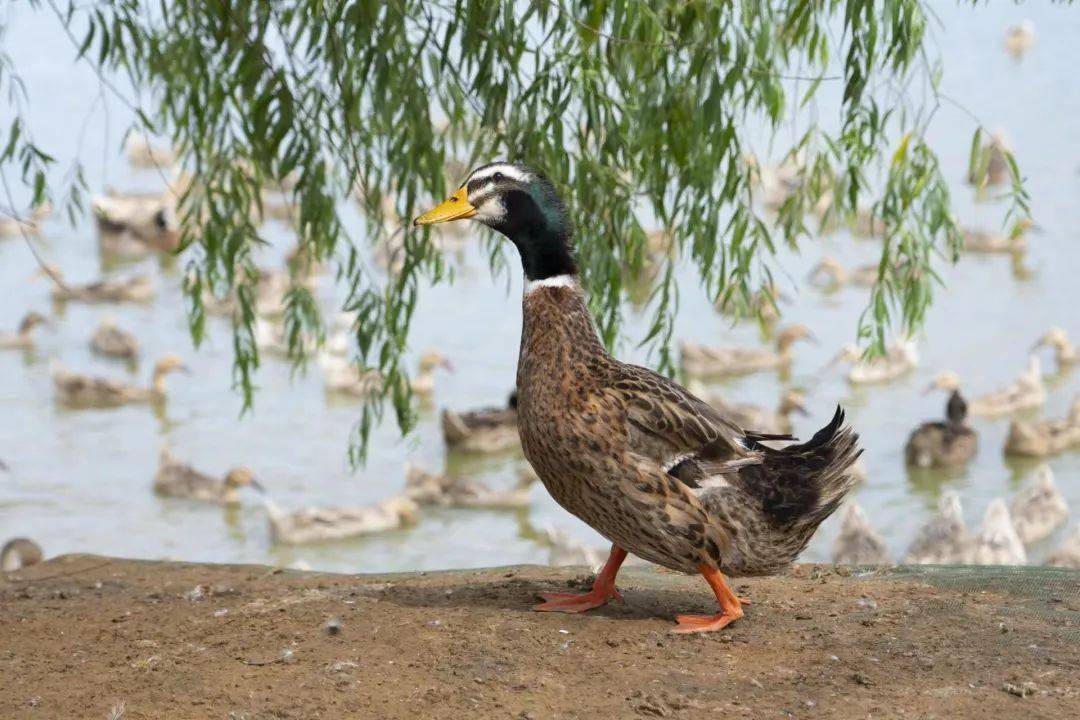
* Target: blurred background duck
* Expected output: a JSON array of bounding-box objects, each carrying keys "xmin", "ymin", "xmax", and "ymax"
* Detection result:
[
  {"xmin": 1009, "ymin": 465, "xmax": 1069, "ymax": 544},
  {"xmin": 0, "ymin": 204, "xmax": 50, "ymax": 238},
  {"xmin": 154, "ymin": 447, "xmax": 264, "ymax": 504},
  {"xmin": 680, "ymin": 324, "xmax": 813, "ymax": 378},
  {"xmin": 968, "ymin": 132, "xmax": 1011, "ymax": 187},
  {"xmin": 320, "ymin": 350, "xmax": 450, "ymax": 398},
  {"xmin": 832, "ymin": 337, "xmax": 918, "ymax": 385},
  {"xmin": 92, "ymin": 189, "xmax": 181, "ymax": 254},
  {"xmin": 405, "ymin": 464, "xmax": 537, "ymax": 509},
  {"xmin": 264, "ymin": 495, "xmax": 418, "ymax": 545},
  {"xmin": 904, "ymin": 491, "xmax": 971, "ymax": 565},
  {"xmin": 52, "ymin": 354, "xmax": 187, "ymax": 407},
  {"xmin": 1004, "ymin": 397, "xmax": 1080, "ymax": 457},
  {"xmin": 1046, "ymin": 527, "xmax": 1080, "ymax": 569},
  {"xmin": 540, "ymin": 527, "xmax": 607, "ymax": 568},
  {"xmin": 807, "ymin": 257, "xmax": 878, "ymax": 290},
  {"xmin": 927, "ymin": 359, "xmax": 1045, "ymax": 418},
  {"xmin": 90, "ymin": 315, "xmax": 140, "ymax": 361},
  {"xmin": 0, "ymin": 311, "xmax": 48, "ymax": 350},
  {"xmin": 1032, "ymin": 327, "xmax": 1076, "ymax": 372},
  {"xmin": 441, "ymin": 391, "xmax": 519, "ymax": 454},
  {"xmin": 831, "ymin": 502, "xmax": 891, "ymax": 565},
  {"xmin": 1004, "ymin": 19, "xmax": 1036, "ymax": 58},
  {"xmin": 688, "ymin": 383, "xmax": 807, "ymax": 435},
  {"xmin": 1, "ymin": 538, "xmax": 43, "ymax": 571},
  {"xmin": 960, "ymin": 218, "xmax": 1033, "ymax": 254},
  {"xmin": 968, "ymin": 499, "xmax": 1027, "ymax": 565},
  {"xmin": 41, "ymin": 265, "xmax": 155, "ymax": 304},
  {"xmin": 124, "ymin": 135, "xmax": 177, "ymax": 169},
  {"xmin": 905, "ymin": 382, "xmax": 977, "ymax": 468}
]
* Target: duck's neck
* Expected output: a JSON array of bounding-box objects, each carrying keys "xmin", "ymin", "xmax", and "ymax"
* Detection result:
[
  {"xmin": 519, "ymin": 273, "xmax": 607, "ymax": 383},
  {"xmin": 151, "ymin": 369, "xmax": 169, "ymax": 395}
]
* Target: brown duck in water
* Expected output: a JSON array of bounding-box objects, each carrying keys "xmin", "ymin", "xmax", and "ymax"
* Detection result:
[
  {"xmin": 679, "ymin": 324, "xmax": 814, "ymax": 378},
  {"xmin": 90, "ymin": 315, "xmax": 140, "ymax": 361},
  {"xmin": 441, "ymin": 391, "xmax": 520, "ymax": 453},
  {"xmin": 415, "ymin": 161, "xmax": 861, "ymax": 633},
  {"xmin": 405, "ymin": 464, "xmax": 537, "ymax": 509},
  {"xmin": 42, "ymin": 266, "xmax": 155, "ymax": 304},
  {"xmin": 52, "ymin": 354, "xmax": 187, "ymax": 407},
  {"xmin": 0, "ymin": 311, "xmax": 48, "ymax": 350},
  {"xmin": 905, "ymin": 386, "xmax": 977, "ymax": 468},
  {"xmin": 1004, "ymin": 397, "xmax": 1080, "ymax": 457},
  {"xmin": 154, "ymin": 447, "xmax": 264, "ymax": 504}
]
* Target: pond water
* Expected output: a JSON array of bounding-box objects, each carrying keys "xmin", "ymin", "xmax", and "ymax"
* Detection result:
[{"xmin": 2, "ymin": 4, "xmax": 1079, "ymax": 573}]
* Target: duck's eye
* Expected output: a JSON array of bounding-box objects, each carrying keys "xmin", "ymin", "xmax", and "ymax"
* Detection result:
[{"xmin": 492, "ymin": 172, "xmax": 504, "ymax": 182}]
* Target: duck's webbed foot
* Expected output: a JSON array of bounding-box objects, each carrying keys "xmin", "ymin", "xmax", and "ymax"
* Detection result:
[
  {"xmin": 533, "ymin": 545, "xmax": 627, "ymax": 614},
  {"xmin": 671, "ymin": 564, "xmax": 747, "ymax": 634}
]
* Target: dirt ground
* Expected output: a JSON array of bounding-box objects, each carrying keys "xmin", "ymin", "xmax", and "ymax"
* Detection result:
[{"xmin": 1, "ymin": 555, "xmax": 1077, "ymax": 719}]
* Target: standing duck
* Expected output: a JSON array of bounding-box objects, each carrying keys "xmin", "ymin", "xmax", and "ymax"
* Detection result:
[
  {"xmin": 1032, "ymin": 327, "xmax": 1077, "ymax": 372},
  {"xmin": 679, "ymin": 324, "xmax": 814, "ymax": 378},
  {"xmin": 904, "ymin": 385, "xmax": 977, "ymax": 468},
  {"xmin": 154, "ymin": 447, "xmax": 264, "ymax": 504},
  {"xmin": 832, "ymin": 338, "xmax": 918, "ymax": 385},
  {"xmin": 1004, "ymin": 397, "xmax": 1080, "ymax": 457},
  {"xmin": 904, "ymin": 492, "xmax": 971, "ymax": 565},
  {"xmin": 52, "ymin": 354, "xmax": 187, "ymax": 407},
  {"xmin": 441, "ymin": 391, "xmax": 520, "ymax": 453},
  {"xmin": 405, "ymin": 464, "xmax": 537, "ymax": 509},
  {"xmin": 1, "ymin": 538, "xmax": 43, "ymax": 571},
  {"xmin": 0, "ymin": 311, "xmax": 48, "ymax": 350},
  {"xmin": 926, "ymin": 361, "xmax": 1045, "ymax": 418},
  {"xmin": 90, "ymin": 315, "xmax": 140, "ymax": 361},
  {"xmin": 968, "ymin": 499, "xmax": 1027, "ymax": 566},
  {"xmin": 263, "ymin": 495, "xmax": 418, "ymax": 545},
  {"xmin": 831, "ymin": 502, "xmax": 891, "ymax": 565},
  {"xmin": 414, "ymin": 161, "xmax": 861, "ymax": 633},
  {"xmin": 1009, "ymin": 465, "xmax": 1069, "ymax": 544}
]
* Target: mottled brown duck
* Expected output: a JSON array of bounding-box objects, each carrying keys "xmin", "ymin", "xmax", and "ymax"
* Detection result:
[
  {"xmin": 415, "ymin": 161, "xmax": 861, "ymax": 633},
  {"xmin": 831, "ymin": 502, "xmax": 891, "ymax": 565},
  {"xmin": 0, "ymin": 311, "xmax": 48, "ymax": 350},
  {"xmin": 43, "ymin": 266, "xmax": 155, "ymax": 304},
  {"xmin": 905, "ymin": 387, "xmax": 977, "ymax": 468},
  {"xmin": 680, "ymin": 324, "xmax": 814, "ymax": 378},
  {"xmin": 405, "ymin": 464, "xmax": 537, "ymax": 509},
  {"xmin": 441, "ymin": 391, "xmax": 520, "ymax": 453},
  {"xmin": 1004, "ymin": 397, "xmax": 1080, "ymax": 457},
  {"xmin": 90, "ymin": 315, "xmax": 140, "ymax": 361},
  {"xmin": 52, "ymin": 354, "xmax": 187, "ymax": 407},
  {"xmin": 1, "ymin": 538, "xmax": 43, "ymax": 571},
  {"xmin": 154, "ymin": 447, "xmax": 264, "ymax": 504}
]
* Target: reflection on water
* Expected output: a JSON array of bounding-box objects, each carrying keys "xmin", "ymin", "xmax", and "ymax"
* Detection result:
[{"xmin": 2, "ymin": 4, "xmax": 1080, "ymax": 572}]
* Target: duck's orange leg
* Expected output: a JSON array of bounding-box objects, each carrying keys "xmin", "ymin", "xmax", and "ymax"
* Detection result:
[
  {"xmin": 533, "ymin": 545, "xmax": 627, "ymax": 613},
  {"xmin": 672, "ymin": 564, "xmax": 747, "ymax": 633}
]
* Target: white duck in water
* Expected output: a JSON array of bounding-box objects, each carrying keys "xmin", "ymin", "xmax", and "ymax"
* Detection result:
[
  {"xmin": 1009, "ymin": 465, "xmax": 1069, "ymax": 544},
  {"xmin": 1046, "ymin": 527, "xmax": 1080, "ymax": 569},
  {"xmin": 831, "ymin": 502, "xmax": 891, "ymax": 565},
  {"xmin": 264, "ymin": 495, "xmax": 419, "ymax": 545},
  {"xmin": 153, "ymin": 447, "xmax": 264, "ymax": 505},
  {"xmin": 927, "ymin": 360, "xmax": 1045, "ymax": 418},
  {"xmin": 903, "ymin": 492, "xmax": 971, "ymax": 565},
  {"xmin": 1, "ymin": 538, "xmax": 43, "ymax": 571},
  {"xmin": 0, "ymin": 311, "xmax": 48, "ymax": 350},
  {"xmin": 968, "ymin": 500, "xmax": 1027, "ymax": 566},
  {"xmin": 1032, "ymin": 327, "xmax": 1077, "ymax": 372},
  {"xmin": 90, "ymin": 315, "xmax": 140, "ymax": 361},
  {"xmin": 679, "ymin": 324, "xmax": 814, "ymax": 378},
  {"xmin": 832, "ymin": 337, "xmax": 918, "ymax": 385},
  {"xmin": 52, "ymin": 354, "xmax": 187, "ymax": 407},
  {"xmin": 404, "ymin": 464, "xmax": 537, "ymax": 509}
]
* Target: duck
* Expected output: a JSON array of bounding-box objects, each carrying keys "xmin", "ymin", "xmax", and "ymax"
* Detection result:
[
  {"xmin": 254, "ymin": 317, "xmax": 318, "ymax": 359},
  {"xmin": 1045, "ymin": 527, "xmax": 1080, "ymax": 568},
  {"xmin": 153, "ymin": 447, "xmax": 264, "ymax": 504},
  {"xmin": 968, "ymin": 499, "xmax": 1027, "ymax": 565},
  {"xmin": 42, "ymin": 266, "xmax": 155, "ymax": 304},
  {"xmin": 1, "ymin": 538, "xmax": 43, "ymax": 571},
  {"xmin": 320, "ymin": 350, "xmax": 451, "ymax": 398},
  {"xmin": 92, "ymin": 190, "xmax": 181, "ymax": 254},
  {"xmin": 404, "ymin": 464, "xmax": 537, "ymax": 509},
  {"xmin": 0, "ymin": 311, "xmax": 48, "ymax": 350},
  {"xmin": 961, "ymin": 218, "xmax": 1033, "ymax": 254},
  {"xmin": 441, "ymin": 391, "xmax": 520, "ymax": 453},
  {"xmin": 832, "ymin": 337, "xmax": 919, "ymax": 385},
  {"xmin": 904, "ymin": 386, "xmax": 977, "ymax": 468},
  {"xmin": 1004, "ymin": 397, "xmax": 1080, "ymax": 457},
  {"xmin": 263, "ymin": 495, "xmax": 418, "ymax": 545},
  {"xmin": 831, "ymin": 502, "xmax": 891, "ymax": 565},
  {"xmin": 967, "ymin": 132, "xmax": 1011, "ymax": 187},
  {"xmin": 808, "ymin": 257, "xmax": 878, "ymax": 290},
  {"xmin": 124, "ymin": 135, "xmax": 177, "ymax": 169},
  {"xmin": 541, "ymin": 527, "xmax": 608, "ymax": 568},
  {"xmin": 714, "ymin": 283, "xmax": 787, "ymax": 324},
  {"xmin": 414, "ymin": 161, "xmax": 862, "ymax": 633},
  {"xmin": 1009, "ymin": 465, "xmax": 1069, "ymax": 544},
  {"xmin": 52, "ymin": 354, "xmax": 187, "ymax": 407},
  {"xmin": 903, "ymin": 492, "xmax": 971, "ymax": 565},
  {"xmin": 926, "ymin": 360, "xmax": 1045, "ymax": 418},
  {"xmin": 90, "ymin": 315, "xmax": 140, "ymax": 361},
  {"xmin": 680, "ymin": 324, "xmax": 814, "ymax": 378},
  {"xmin": 1004, "ymin": 20, "xmax": 1035, "ymax": 58},
  {"xmin": 1032, "ymin": 327, "xmax": 1077, "ymax": 372},
  {"xmin": 688, "ymin": 383, "xmax": 808, "ymax": 436}
]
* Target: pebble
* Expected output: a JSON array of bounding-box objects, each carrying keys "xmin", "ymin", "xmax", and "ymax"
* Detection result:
[{"xmin": 324, "ymin": 618, "xmax": 342, "ymax": 636}]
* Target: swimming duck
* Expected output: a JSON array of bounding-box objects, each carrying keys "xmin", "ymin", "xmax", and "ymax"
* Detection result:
[
  {"xmin": 904, "ymin": 387, "xmax": 977, "ymax": 468},
  {"xmin": 1045, "ymin": 527, "xmax": 1080, "ymax": 568},
  {"xmin": 42, "ymin": 266, "xmax": 155, "ymax": 304},
  {"xmin": 968, "ymin": 132, "xmax": 1011, "ymax": 187},
  {"xmin": 961, "ymin": 218, "xmax": 1033, "ymax": 254},
  {"xmin": 808, "ymin": 257, "xmax": 878, "ymax": 290},
  {"xmin": 1004, "ymin": 20, "xmax": 1035, "ymax": 58},
  {"xmin": 154, "ymin": 447, "xmax": 264, "ymax": 504},
  {"xmin": 254, "ymin": 317, "xmax": 318, "ymax": 359},
  {"xmin": 52, "ymin": 354, "xmax": 187, "ymax": 407},
  {"xmin": 92, "ymin": 190, "xmax": 181, "ymax": 255},
  {"xmin": 688, "ymin": 383, "xmax": 808, "ymax": 436},
  {"xmin": 1009, "ymin": 465, "xmax": 1069, "ymax": 544},
  {"xmin": 1004, "ymin": 397, "xmax": 1080, "ymax": 457},
  {"xmin": 263, "ymin": 495, "xmax": 418, "ymax": 545},
  {"xmin": 90, "ymin": 315, "xmax": 140, "ymax": 361},
  {"xmin": 680, "ymin": 324, "xmax": 814, "ymax": 378},
  {"xmin": 124, "ymin": 135, "xmax": 177, "ymax": 169},
  {"xmin": 414, "ymin": 161, "xmax": 861, "ymax": 633},
  {"xmin": 927, "ymin": 359, "xmax": 1045, "ymax": 419},
  {"xmin": 832, "ymin": 337, "xmax": 919, "ymax": 385},
  {"xmin": 0, "ymin": 311, "xmax": 48, "ymax": 350},
  {"xmin": 903, "ymin": 491, "xmax": 971, "ymax": 565},
  {"xmin": 320, "ymin": 350, "xmax": 451, "ymax": 398},
  {"xmin": 831, "ymin": 502, "xmax": 891, "ymax": 565},
  {"xmin": 968, "ymin": 499, "xmax": 1027, "ymax": 565},
  {"xmin": 441, "ymin": 392, "xmax": 520, "ymax": 453},
  {"xmin": 1, "ymin": 538, "xmax": 43, "ymax": 571},
  {"xmin": 1032, "ymin": 327, "xmax": 1077, "ymax": 372},
  {"xmin": 405, "ymin": 464, "xmax": 537, "ymax": 509},
  {"xmin": 714, "ymin": 283, "xmax": 788, "ymax": 324}
]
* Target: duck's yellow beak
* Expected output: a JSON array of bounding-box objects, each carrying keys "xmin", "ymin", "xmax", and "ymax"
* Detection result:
[{"xmin": 413, "ymin": 187, "xmax": 476, "ymax": 226}]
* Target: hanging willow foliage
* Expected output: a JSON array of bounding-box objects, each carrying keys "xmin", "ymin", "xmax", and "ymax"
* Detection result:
[{"xmin": 2, "ymin": 1, "xmax": 1032, "ymax": 460}]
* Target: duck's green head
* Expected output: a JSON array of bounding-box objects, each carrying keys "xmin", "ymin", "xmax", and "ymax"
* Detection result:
[{"xmin": 414, "ymin": 162, "xmax": 577, "ymax": 281}]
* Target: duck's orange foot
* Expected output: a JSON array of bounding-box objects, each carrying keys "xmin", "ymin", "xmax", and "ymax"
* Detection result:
[
  {"xmin": 533, "ymin": 587, "xmax": 621, "ymax": 613},
  {"xmin": 671, "ymin": 611, "xmax": 741, "ymax": 634}
]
